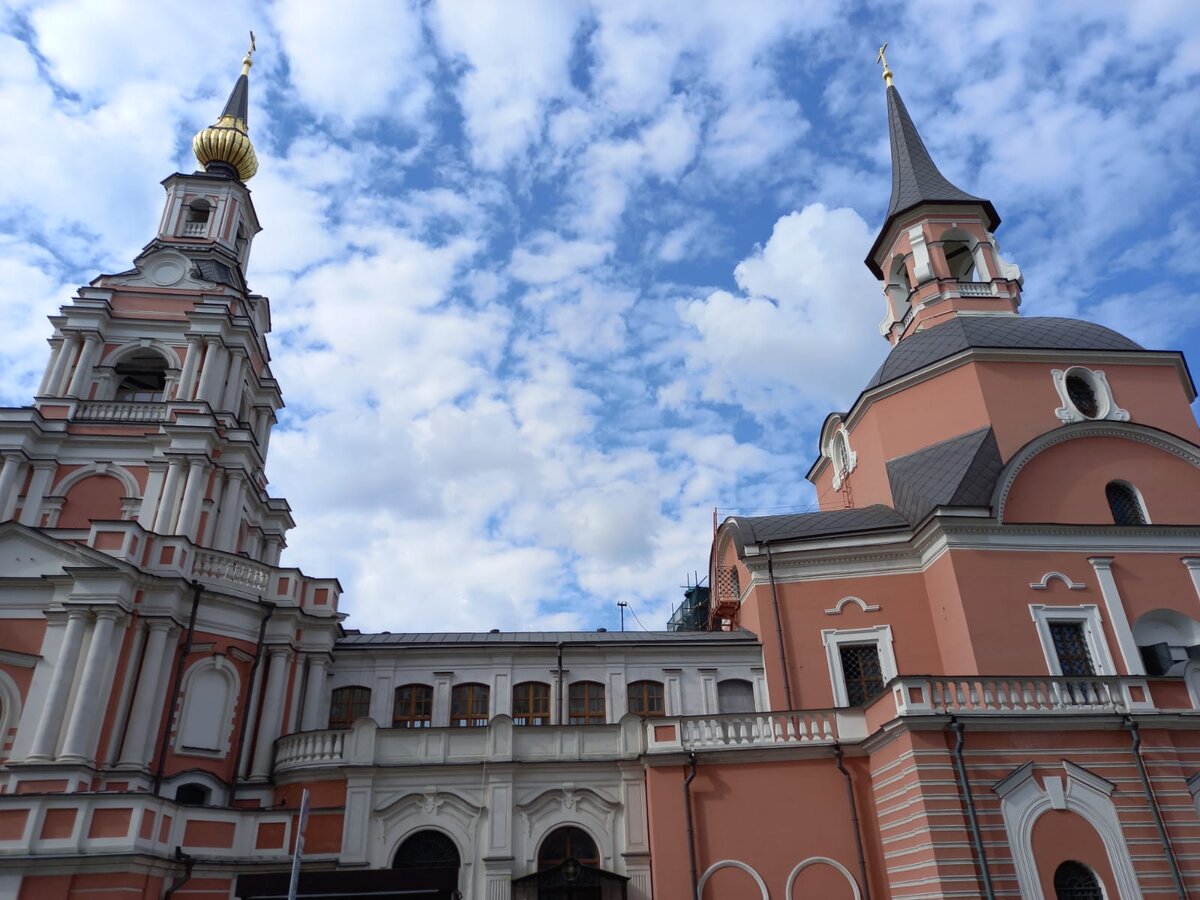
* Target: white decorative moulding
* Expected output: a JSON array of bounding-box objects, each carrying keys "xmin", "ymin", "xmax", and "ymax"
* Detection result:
[{"xmin": 1052, "ymin": 367, "xmax": 1129, "ymax": 424}]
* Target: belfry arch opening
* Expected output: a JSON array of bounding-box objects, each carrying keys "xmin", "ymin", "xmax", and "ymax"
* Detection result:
[{"xmin": 114, "ymin": 350, "xmax": 168, "ymax": 402}]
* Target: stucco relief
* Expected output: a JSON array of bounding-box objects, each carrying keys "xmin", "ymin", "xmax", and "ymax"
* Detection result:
[
  {"xmin": 824, "ymin": 596, "xmax": 880, "ymax": 615},
  {"xmin": 516, "ymin": 786, "xmax": 619, "ymax": 868},
  {"xmin": 785, "ymin": 856, "xmax": 862, "ymax": 899},
  {"xmin": 1028, "ymin": 571, "xmax": 1087, "ymax": 591}
]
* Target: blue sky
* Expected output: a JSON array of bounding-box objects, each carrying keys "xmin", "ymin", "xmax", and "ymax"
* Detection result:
[{"xmin": 1, "ymin": 1, "xmax": 1198, "ymax": 632}]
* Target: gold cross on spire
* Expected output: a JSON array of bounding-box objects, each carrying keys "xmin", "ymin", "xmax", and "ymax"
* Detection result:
[
  {"xmin": 876, "ymin": 42, "xmax": 894, "ymax": 88},
  {"xmin": 242, "ymin": 30, "xmax": 256, "ymax": 75}
]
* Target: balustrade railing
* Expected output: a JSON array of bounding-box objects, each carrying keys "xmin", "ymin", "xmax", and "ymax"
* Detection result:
[
  {"xmin": 956, "ymin": 280, "xmax": 995, "ymax": 297},
  {"xmin": 275, "ymin": 730, "xmax": 347, "ymax": 770},
  {"xmin": 73, "ymin": 400, "xmax": 168, "ymax": 423},
  {"xmin": 182, "ymin": 221, "xmax": 207, "ymax": 236},
  {"xmin": 191, "ymin": 548, "xmax": 270, "ymax": 593},
  {"xmin": 894, "ymin": 675, "xmax": 1150, "ymax": 715},
  {"xmin": 675, "ymin": 710, "xmax": 839, "ymax": 750}
]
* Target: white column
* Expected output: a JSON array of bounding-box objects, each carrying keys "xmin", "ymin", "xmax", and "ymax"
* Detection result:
[
  {"xmin": 174, "ymin": 458, "xmax": 209, "ymax": 540},
  {"xmin": 1088, "ymin": 556, "xmax": 1143, "ymax": 676},
  {"xmin": 48, "ymin": 334, "xmax": 80, "ymax": 396},
  {"xmin": 214, "ymin": 471, "xmax": 245, "ymax": 552},
  {"xmin": 196, "ymin": 341, "xmax": 229, "ymax": 406},
  {"xmin": 138, "ymin": 626, "xmax": 180, "ymax": 765},
  {"xmin": 118, "ymin": 621, "xmax": 174, "ymax": 767},
  {"xmin": 1183, "ymin": 559, "xmax": 1200, "ymax": 606},
  {"xmin": 137, "ymin": 463, "xmax": 167, "ymax": 529},
  {"xmin": 26, "ymin": 609, "xmax": 90, "ymax": 761},
  {"xmin": 66, "ymin": 334, "xmax": 101, "ymax": 398},
  {"xmin": 251, "ymin": 647, "xmax": 292, "ymax": 778},
  {"xmin": 200, "ymin": 470, "xmax": 224, "ymax": 547},
  {"xmin": 238, "ymin": 659, "xmax": 266, "ymax": 778},
  {"xmin": 59, "ymin": 609, "xmax": 121, "ymax": 762},
  {"xmin": 153, "ymin": 459, "xmax": 184, "ymax": 533},
  {"xmin": 300, "ymin": 656, "xmax": 328, "ymax": 731},
  {"xmin": 263, "ymin": 535, "xmax": 282, "ymax": 566},
  {"xmin": 38, "ymin": 341, "xmax": 64, "ymax": 395},
  {"xmin": 0, "ymin": 456, "xmax": 22, "ymax": 523},
  {"xmin": 18, "ymin": 462, "xmax": 55, "ymax": 527},
  {"xmin": 220, "ymin": 350, "xmax": 246, "ymax": 413},
  {"xmin": 175, "ymin": 337, "xmax": 203, "ymax": 401}
]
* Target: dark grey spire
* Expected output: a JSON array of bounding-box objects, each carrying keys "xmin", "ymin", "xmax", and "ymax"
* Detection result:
[
  {"xmin": 220, "ymin": 72, "xmax": 249, "ymax": 125},
  {"xmin": 867, "ymin": 85, "xmax": 999, "ymax": 276}
]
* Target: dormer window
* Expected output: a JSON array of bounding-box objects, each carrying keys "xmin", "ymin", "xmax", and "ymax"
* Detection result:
[
  {"xmin": 1052, "ymin": 367, "xmax": 1129, "ymax": 424},
  {"xmin": 114, "ymin": 351, "xmax": 167, "ymax": 402},
  {"xmin": 184, "ymin": 199, "xmax": 211, "ymax": 236},
  {"xmin": 828, "ymin": 426, "xmax": 858, "ymax": 490}
]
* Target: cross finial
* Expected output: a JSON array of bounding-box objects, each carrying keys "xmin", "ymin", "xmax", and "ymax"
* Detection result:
[
  {"xmin": 876, "ymin": 42, "xmax": 894, "ymax": 88},
  {"xmin": 241, "ymin": 31, "xmax": 256, "ymax": 76}
]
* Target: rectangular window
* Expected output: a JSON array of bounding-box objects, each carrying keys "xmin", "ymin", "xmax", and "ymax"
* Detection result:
[
  {"xmin": 393, "ymin": 684, "xmax": 433, "ymax": 728},
  {"xmin": 568, "ymin": 682, "xmax": 606, "ymax": 725},
  {"xmin": 513, "ymin": 681, "xmax": 550, "ymax": 726},
  {"xmin": 1049, "ymin": 621, "xmax": 1096, "ymax": 676},
  {"xmin": 450, "ymin": 683, "xmax": 490, "ymax": 727},
  {"xmin": 838, "ymin": 644, "xmax": 885, "ymax": 707},
  {"xmin": 627, "ymin": 680, "xmax": 665, "ymax": 717}
]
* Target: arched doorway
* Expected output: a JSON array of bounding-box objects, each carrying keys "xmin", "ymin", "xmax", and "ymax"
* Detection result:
[
  {"xmin": 512, "ymin": 826, "xmax": 628, "ymax": 900},
  {"xmin": 393, "ymin": 830, "xmax": 461, "ymax": 898}
]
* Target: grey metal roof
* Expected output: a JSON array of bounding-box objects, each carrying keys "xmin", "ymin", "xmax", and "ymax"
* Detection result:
[
  {"xmin": 886, "ymin": 427, "xmax": 1003, "ymax": 523},
  {"xmin": 725, "ymin": 504, "xmax": 909, "ymax": 549},
  {"xmin": 867, "ymin": 85, "xmax": 999, "ymax": 275},
  {"xmin": 221, "ymin": 73, "xmax": 249, "ymax": 125},
  {"xmin": 194, "ymin": 259, "xmax": 240, "ymax": 288},
  {"xmin": 336, "ymin": 629, "xmax": 760, "ymax": 648},
  {"xmin": 865, "ymin": 316, "xmax": 1143, "ymax": 391}
]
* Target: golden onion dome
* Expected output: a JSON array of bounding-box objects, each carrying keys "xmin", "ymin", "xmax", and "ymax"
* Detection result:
[{"xmin": 193, "ymin": 42, "xmax": 258, "ymax": 182}]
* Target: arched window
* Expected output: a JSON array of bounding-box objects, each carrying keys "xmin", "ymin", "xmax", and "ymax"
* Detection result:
[
  {"xmin": 513, "ymin": 681, "xmax": 550, "ymax": 726},
  {"xmin": 114, "ymin": 351, "xmax": 168, "ymax": 402},
  {"xmin": 175, "ymin": 782, "xmax": 211, "ymax": 806},
  {"xmin": 568, "ymin": 681, "xmax": 605, "ymax": 725},
  {"xmin": 942, "ymin": 239, "xmax": 977, "ymax": 281},
  {"xmin": 177, "ymin": 659, "xmax": 238, "ymax": 754},
  {"xmin": 1053, "ymin": 860, "xmax": 1103, "ymax": 899},
  {"xmin": 328, "ymin": 685, "xmax": 371, "ymax": 729},
  {"xmin": 627, "ymin": 680, "xmax": 665, "ymax": 717},
  {"xmin": 393, "ymin": 830, "xmax": 460, "ymax": 887},
  {"xmin": 186, "ymin": 199, "xmax": 211, "ymax": 224},
  {"xmin": 717, "ymin": 679, "xmax": 755, "ymax": 713},
  {"xmin": 1106, "ymin": 480, "xmax": 1148, "ymax": 526},
  {"xmin": 393, "ymin": 684, "xmax": 432, "ymax": 728},
  {"xmin": 538, "ymin": 826, "xmax": 600, "ymax": 870},
  {"xmin": 450, "ymin": 683, "xmax": 489, "ymax": 727},
  {"xmin": 1066, "ymin": 373, "xmax": 1099, "ymax": 418}
]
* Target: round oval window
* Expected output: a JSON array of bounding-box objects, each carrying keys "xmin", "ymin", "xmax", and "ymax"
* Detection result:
[{"xmin": 1065, "ymin": 372, "xmax": 1100, "ymax": 418}]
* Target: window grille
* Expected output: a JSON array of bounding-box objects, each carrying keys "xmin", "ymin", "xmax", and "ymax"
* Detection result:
[
  {"xmin": 839, "ymin": 644, "xmax": 885, "ymax": 706},
  {"xmin": 1106, "ymin": 481, "xmax": 1147, "ymax": 526},
  {"xmin": 328, "ymin": 685, "xmax": 371, "ymax": 729},
  {"xmin": 513, "ymin": 681, "xmax": 550, "ymax": 726},
  {"xmin": 627, "ymin": 680, "xmax": 665, "ymax": 717},
  {"xmin": 393, "ymin": 684, "xmax": 433, "ymax": 728},
  {"xmin": 538, "ymin": 826, "xmax": 600, "ymax": 869},
  {"xmin": 1049, "ymin": 621, "xmax": 1096, "ymax": 676},
  {"xmin": 393, "ymin": 830, "xmax": 461, "ymax": 869},
  {"xmin": 568, "ymin": 682, "xmax": 605, "ymax": 725},
  {"xmin": 1053, "ymin": 860, "xmax": 1103, "ymax": 899},
  {"xmin": 450, "ymin": 683, "xmax": 489, "ymax": 727},
  {"xmin": 1066, "ymin": 374, "xmax": 1099, "ymax": 418}
]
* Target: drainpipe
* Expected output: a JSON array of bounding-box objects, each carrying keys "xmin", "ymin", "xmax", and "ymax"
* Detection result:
[
  {"xmin": 949, "ymin": 718, "xmax": 995, "ymax": 900},
  {"xmin": 1125, "ymin": 716, "xmax": 1188, "ymax": 898},
  {"xmin": 556, "ymin": 641, "xmax": 564, "ymax": 725},
  {"xmin": 162, "ymin": 847, "xmax": 194, "ymax": 899},
  {"xmin": 684, "ymin": 752, "xmax": 699, "ymax": 900},
  {"xmin": 232, "ymin": 599, "xmax": 274, "ymax": 787},
  {"xmin": 764, "ymin": 543, "xmax": 793, "ymax": 709},
  {"xmin": 153, "ymin": 580, "xmax": 202, "ymax": 794},
  {"xmin": 834, "ymin": 745, "xmax": 871, "ymax": 900}
]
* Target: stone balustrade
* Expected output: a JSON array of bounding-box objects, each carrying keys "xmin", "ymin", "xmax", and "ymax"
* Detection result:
[
  {"xmin": 191, "ymin": 547, "xmax": 271, "ymax": 594},
  {"xmin": 646, "ymin": 709, "xmax": 856, "ymax": 754},
  {"xmin": 956, "ymin": 280, "xmax": 996, "ymax": 297},
  {"xmin": 890, "ymin": 675, "xmax": 1156, "ymax": 716},
  {"xmin": 72, "ymin": 400, "xmax": 168, "ymax": 423},
  {"xmin": 275, "ymin": 729, "xmax": 346, "ymax": 769}
]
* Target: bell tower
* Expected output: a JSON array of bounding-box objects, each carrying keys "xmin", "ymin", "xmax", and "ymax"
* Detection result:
[
  {"xmin": 867, "ymin": 46, "xmax": 1024, "ymax": 345},
  {"xmin": 1, "ymin": 39, "xmax": 290, "ymax": 561}
]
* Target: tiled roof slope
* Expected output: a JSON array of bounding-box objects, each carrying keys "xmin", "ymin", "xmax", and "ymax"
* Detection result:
[
  {"xmin": 865, "ymin": 316, "xmax": 1143, "ymax": 390},
  {"xmin": 725, "ymin": 505, "xmax": 909, "ymax": 548},
  {"xmin": 886, "ymin": 427, "xmax": 1003, "ymax": 523}
]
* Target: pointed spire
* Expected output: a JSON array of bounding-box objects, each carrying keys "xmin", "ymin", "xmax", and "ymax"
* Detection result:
[
  {"xmin": 192, "ymin": 33, "xmax": 259, "ymax": 182},
  {"xmin": 866, "ymin": 49, "xmax": 998, "ymax": 277}
]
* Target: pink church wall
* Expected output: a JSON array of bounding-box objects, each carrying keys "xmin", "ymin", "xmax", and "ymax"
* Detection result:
[
  {"xmin": 1031, "ymin": 809, "xmax": 1118, "ymax": 897},
  {"xmin": 57, "ymin": 475, "xmax": 125, "ymax": 528}
]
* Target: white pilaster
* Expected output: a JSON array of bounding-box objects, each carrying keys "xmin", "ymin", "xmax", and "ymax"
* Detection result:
[
  {"xmin": 250, "ymin": 647, "xmax": 292, "ymax": 778},
  {"xmin": 59, "ymin": 609, "xmax": 121, "ymax": 763},
  {"xmin": 300, "ymin": 656, "xmax": 328, "ymax": 731},
  {"xmin": 38, "ymin": 341, "xmax": 64, "ymax": 395},
  {"xmin": 118, "ymin": 621, "xmax": 175, "ymax": 768},
  {"xmin": 0, "ymin": 455, "xmax": 22, "ymax": 523},
  {"xmin": 1183, "ymin": 558, "xmax": 1200, "ymax": 607},
  {"xmin": 174, "ymin": 458, "xmax": 209, "ymax": 540},
  {"xmin": 49, "ymin": 334, "xmax": 80, "ymax": 396},
  {"xmin": 214, "ymin": 470, "xmax": 245, "ymax": 552},
  {"xmin": 153, "ymin": 459, "xmax": 184, "ymax": 533},
  {"xmin": 196, "ymin": 341, "xmax": 229, "ymax": 406},
  {"xmin": 262, "ymin": 534, "xmax": 282, "ymax": 566},
  {"xmin": 176, "ymin": 336, "xmax": 203, "ymax": 401},
  {"xmin": 1087, "ymin": 557, "xmax": 1143, "ymax": 676},
  {"xmin": 17, "ymin": 462, "xmax": 56, "ymax": 527},
  {"xmin": 66, "ymin": 334, "xmax": 101, "ymax": 398},
  {"xmin": 137, "ymin": 463, "xmax": 167, "ymax": 529},
  {"xmin": 220, "ymin": 349, "xmax": 246, "ymax": 413},
  {"xmin": 26, "ymin": 609, "xmax": 90, "ymax": 761}
]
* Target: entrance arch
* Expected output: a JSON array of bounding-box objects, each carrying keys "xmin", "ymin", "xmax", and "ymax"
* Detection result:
[{"xmin": 393, "ymin": 829, "xmax": 461, "ymax": 898}]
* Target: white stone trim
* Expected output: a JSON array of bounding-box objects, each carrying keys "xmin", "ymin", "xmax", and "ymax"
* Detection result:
[
  {"xmin": 828, "ymin": 426, "xmax": 858, "ymax": 491},
  {"xmin": 785, "ymin": 856, "xmax": 862, "ymax": 899},
  {"xmin": 697, "ymin": 860, "xmax": 769, "ymax": 900},
  {"xmin": 824, "ymin": 596, "xmax": 880, "ymax": 616},
  {"xmin": 174, "ymin": 655, "xmax": 240, "ymax": 757},
  {"xmin": 1087, "ymin": 557, "xmax": 1143, "ymax": 675},
  {"xmin": 1029, "ymin": 571, "xmax": 1087, "ymax": 591},
  {"xmin": 1052, "ymin": 366, "xmax": 1129, "ymax": 424},
  {"xmin": 1029, "ymin": 604, "xmax": 1115, "ymax": 676},
  {"xmin": 821, "ymin": 625, "xmax": 897, "ymax": 708},
  {"xmin": 98, "ymin": 337, "xmax": 183, "ymax": 371},
  {"xmin": 52, "ymin": 461, "xmax": 142, "ymax": 501},
  {"xmin": 993, "ymin": 760, "xmax": 1141, "ymax": 900},
  {"xmin": 0, "ymin": 668, "xmax": 22, "ymax": 754}
]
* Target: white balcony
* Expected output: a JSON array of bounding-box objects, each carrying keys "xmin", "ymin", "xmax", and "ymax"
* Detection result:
[
  {"xmin": 890, "ymin": 675, "xmax": 1156, "ymax": 716},
  {"xmin": 192, "ymin": 547, "xmax": 271, "ymax": 595},
  {"xmin": 645, "ymin": 709, "xmax": 864, "ymax": 754},
  {"xmin": 72, "ymin": 400, "xmax": 168, "ymax": 423}
]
